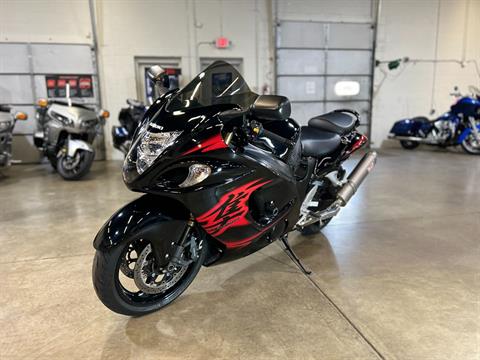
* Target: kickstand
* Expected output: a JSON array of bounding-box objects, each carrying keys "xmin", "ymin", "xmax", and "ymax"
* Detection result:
[{"xmin": 279, "ymin": 235, "xmax": 312, "ymax": 275}]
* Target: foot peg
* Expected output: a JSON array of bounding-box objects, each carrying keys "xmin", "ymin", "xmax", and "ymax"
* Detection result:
[{"xmin": 279, "ymin": 235, "xmax": 312, "ymax": 275}]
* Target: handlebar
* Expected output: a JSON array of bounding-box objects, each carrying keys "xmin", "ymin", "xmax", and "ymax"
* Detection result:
[
  {"xmin": 218, "ymin": 109, "xmax": 294, "ymax": 147},
  {"xmin": 249, "ymin": 120, "xmax": 294, "ymax": 147}
]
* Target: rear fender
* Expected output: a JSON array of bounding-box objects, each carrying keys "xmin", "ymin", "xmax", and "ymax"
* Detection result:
[
  {"xmin": 93, "ymin": 195, "xmax": 190, "ymax": 267},
  {"xmin": 457, "ymin": 124, "xmax": 480, "ymax": 143}
]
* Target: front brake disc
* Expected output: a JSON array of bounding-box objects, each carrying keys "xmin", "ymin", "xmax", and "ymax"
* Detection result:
[{"xmin": 133, "ymin": 244, "xmax": 188, "ymax": 294}]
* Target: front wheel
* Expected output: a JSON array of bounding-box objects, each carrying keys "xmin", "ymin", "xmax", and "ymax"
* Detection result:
[
  {"xmin": 400, "ymin": 140, "xmax": 420, "ymax": 150},
  {"xmin": 57, "ymin": 150, "xmax": 94, "ymax": 180},
  {"xmin": 92, "ymin": 231, "xmax": 206, "ymax": 316},
  {"xmin": 461, "ymin": 133, "xmax": 480, "ymax": 155}
]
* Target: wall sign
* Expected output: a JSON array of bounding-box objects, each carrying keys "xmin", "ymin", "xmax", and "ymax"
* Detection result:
[{"xmin": 45, "ymin": 75, "xmax": 94, "ymax": 98}]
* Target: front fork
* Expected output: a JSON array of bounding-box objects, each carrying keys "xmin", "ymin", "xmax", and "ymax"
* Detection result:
[{"xmin": 159, "ymin": 217, "xmax": 200, "ymax": 269}]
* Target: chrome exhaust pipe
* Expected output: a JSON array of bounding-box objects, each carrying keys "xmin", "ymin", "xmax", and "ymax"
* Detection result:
[
  {"xmin": 388, "ymin": 134, "xmax": 424, "ymax": 141},
  {"xmin": 296, "ymin": 151, "xmax": 377, "ymax": 229},
  {"xmin": 337, "ymin": 151, "xmax": 377, "ymax": 206}
]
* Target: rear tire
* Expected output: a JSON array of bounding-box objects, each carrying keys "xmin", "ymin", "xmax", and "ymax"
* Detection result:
[
  {"xmin": 400, "ymin": 140, "xmax": 420, "ymax": 150},
  {"xmin": 92, "ymin": 235, "xmax": 206, "ymax": 316},
  {"xmin": 300, "ymin": 218, "xmax": 332, "ymax": 236},
  {"xmin": 57, "ymin": 150, "xmax": 94, "ymax": 180}
]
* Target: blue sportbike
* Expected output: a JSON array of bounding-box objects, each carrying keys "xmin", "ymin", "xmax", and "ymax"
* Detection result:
[{"xmin": 389, "ymin": 86, "xmax": 480, "ymax": 155}]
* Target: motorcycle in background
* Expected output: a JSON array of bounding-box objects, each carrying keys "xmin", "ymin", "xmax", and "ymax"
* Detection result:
[
  {"xmin": 34, "ymin": 85, "xmax": 110, "ymax": 180},
  {"xmin": 388, "ymin": 86, "xmax": 480, "ymax": 154},
  {"xmin": 112, "ymin": 99, "xmax": 146, "ymax": 155},
  {"xmin": 0, "ymin": 105, "xmax": 28, "ymax": 168},
  {"xmin": 92, "ymin": 61, "xmax": 376, "ymax": 316}
]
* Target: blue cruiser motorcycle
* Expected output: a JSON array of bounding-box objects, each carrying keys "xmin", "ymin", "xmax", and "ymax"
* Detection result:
[{"xmin": 389, "ymin": 86, "xmax": 480, "ymax": 154}]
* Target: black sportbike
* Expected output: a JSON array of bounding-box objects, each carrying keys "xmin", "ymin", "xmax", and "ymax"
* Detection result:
[{"xmin": 92, "ymin": 61, "xmax": 376, "ymax": 316}]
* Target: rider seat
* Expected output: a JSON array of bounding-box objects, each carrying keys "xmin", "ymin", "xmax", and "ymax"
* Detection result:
[
  {"xmin": 308, "ymin": 110, "xmax": 358, "ymax": 135},
  {"xmin": 300, "ymin": 126, "xmax": 341, "ymax": 157}
]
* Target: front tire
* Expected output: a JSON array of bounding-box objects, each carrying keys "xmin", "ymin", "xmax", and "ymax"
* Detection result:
[
  {"xmin": 92, "ymin": 234, "xmax": 206, "ymax": 316},
  {"xmin": 57, "ymin": 150, "xmax": 94, "ymax": 180},
  {"xmin": 400, "ymin": 140, "xmax": 420, "ymax": 150},
  {"xmin": 461, "ymin": 134, "xmax": 480, "ymax": 155}
]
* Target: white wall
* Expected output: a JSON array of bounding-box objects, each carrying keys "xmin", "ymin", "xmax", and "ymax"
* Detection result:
[
  {"xmin": 0, "ymin": 0, "xmax": 273, "ymax": 160},
  {"xmin": 2, "ymin": 0, "xmax": 479, "ymax": 154},
  {"xmin": 371, "ymin": 0, "xmax": 480, "ymax": 146},
  {"xmin": 96, "ymin": 0, "xmax": 273, "ymax": 159},
  {"xmin": 0, "ymin": 0, "xmax": 92, "ymax": 43}
]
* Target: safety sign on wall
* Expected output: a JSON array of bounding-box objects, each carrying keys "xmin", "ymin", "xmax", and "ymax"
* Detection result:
[{"xmin": 45, "ymin": 75, "xmax": 94, "ymax": 98}]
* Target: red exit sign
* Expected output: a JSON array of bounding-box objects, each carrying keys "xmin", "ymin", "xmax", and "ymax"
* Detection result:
[{"xmin": 215, "ymin": 37, "xmax": 230, "ymax": 49}]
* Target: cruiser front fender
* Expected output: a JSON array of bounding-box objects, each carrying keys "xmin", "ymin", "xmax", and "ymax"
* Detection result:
[
  {"xmin": 67, "ymin": 139, "xmax": 93, "ymax": 157},
  {"xmin": 93, "ymin": 195, "xmax": 190, "ymax": 266}
]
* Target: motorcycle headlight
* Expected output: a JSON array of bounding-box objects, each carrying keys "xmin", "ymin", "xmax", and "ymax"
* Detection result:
[
  {"xmin": 0, "ymin": 120, "xmax": 12, "ymax": 132},
  {"xmin": 136, "ymin": 130, "xmax": 182, "ymax": 175}
]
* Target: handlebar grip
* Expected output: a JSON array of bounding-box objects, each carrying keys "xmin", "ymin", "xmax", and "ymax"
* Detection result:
[{"xmin": 261, "ymin": 128, "xmax": 293, "ymax": 146}]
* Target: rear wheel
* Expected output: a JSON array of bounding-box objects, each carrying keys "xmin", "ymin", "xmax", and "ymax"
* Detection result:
[
  {"xmin": 400, "ymin": 140, "xmax": 420, "ymax": 149},
  {"xmin": 461, "ymin": 133, "xmax": 480, "ymax": 155},
  {"xmin": 299, "ymin": 175, "xmax": 339, "ymax": 236},
  {"xmin": 92, "ymin": 230, "xmax": 206, "ymax": 316},
  {"xmin": 57, "ymin": 150, "xmax": 94, "ymax": 180},
  {"xmin": 300, "ymin": 218, "xmax": 332, "ymax": 236}
]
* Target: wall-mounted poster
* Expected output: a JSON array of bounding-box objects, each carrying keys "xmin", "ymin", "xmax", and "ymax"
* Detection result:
[{"xmin": 45, "ymin": 75, "xmax": 94, "ymax": 98}]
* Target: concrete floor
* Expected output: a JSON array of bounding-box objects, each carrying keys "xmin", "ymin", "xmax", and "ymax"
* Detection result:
[{"xmin": 0, "ymin": 148, "xmax": 479, "ymax": 359}]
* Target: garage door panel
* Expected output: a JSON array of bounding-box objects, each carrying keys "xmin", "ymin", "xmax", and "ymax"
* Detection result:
[
  {"xmin": 326, "ymin": 76, "xmax": 371, "ymax": 101},
  {"xmin": 278, "ymin": 77, "xmax": 325, "ymax": 101},
  {"xmin": 328, "ymin": 23, "xmax": 373, "ymax": 49},
  {"xmin": 277, "ymin": 49, "xmax": 325, "ymax": 75},
  {"xmin": 327, "ymin": 50, "xmax": 371, "ymax": 75},
  {"xmin": 290, "ymin": 102, "xmax": 325, "ymax": 126},
  {"xmin": 31, "ymin": 44, "xmax": 94, "ymax": 74},
  {"xmin": 0, "ymin": 44, "xmax": 30, "ymax": 73},
  {"xmin": 277, "ymin": 21, "xmax": 327, "ymax": 48},
  {"xmin": 0, "ymin": 75, "xmax": 34, "ymax": 103}
]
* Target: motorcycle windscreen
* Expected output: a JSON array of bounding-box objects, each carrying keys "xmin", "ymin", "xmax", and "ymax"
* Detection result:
[{"xmin": 167, "ymin": 61, "xmax": 258, "ymax": 113}]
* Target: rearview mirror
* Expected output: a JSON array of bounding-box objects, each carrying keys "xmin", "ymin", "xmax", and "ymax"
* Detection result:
[{"xmin": 147, "ymin": 65, "xmax": 170, "ymax": 90}]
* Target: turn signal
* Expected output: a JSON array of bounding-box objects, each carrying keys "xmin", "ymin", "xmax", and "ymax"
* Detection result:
[
  {"xmin": 37, "ymin": 98, "xmax": 48, "ymax": 108},
  {"xmin": 14, "ymin": 112, "xmax": 28, "ymax": 121},
  {"xmin": 101, "ymin": 110, "xmax": 110, "ymax": 119}
]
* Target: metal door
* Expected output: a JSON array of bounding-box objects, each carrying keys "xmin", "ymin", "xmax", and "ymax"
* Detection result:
[{"xmin": 276, "ymin": 21, "xmax": 374, "ymax": 136}]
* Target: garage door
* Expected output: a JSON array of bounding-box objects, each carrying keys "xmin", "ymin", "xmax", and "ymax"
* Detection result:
[
  {"xmin": 276, "ymin": 21, "xmax": 374, "ymax": 137},
  {"xmin": 0, "ymin": 42, "xmax": 104, "ymax": 163}
]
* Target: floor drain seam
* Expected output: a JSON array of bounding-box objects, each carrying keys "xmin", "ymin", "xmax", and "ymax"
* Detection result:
[{"xmin": 303, "ymin": 273, "xmax": 386, "ymax": 360}]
